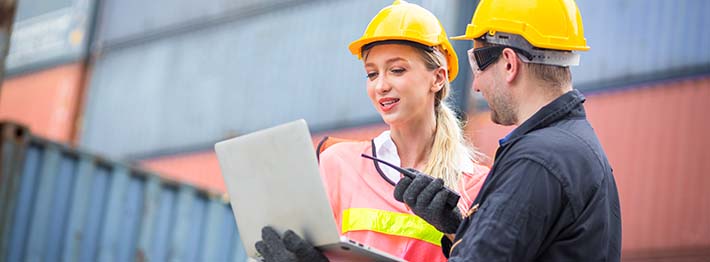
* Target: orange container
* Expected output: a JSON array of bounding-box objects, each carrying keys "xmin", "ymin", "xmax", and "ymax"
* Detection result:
[
  {"xmin": 466, "ymin": 76, "xmax": 710, "ymax": 260},
  {"xmin": 0, "ymin": 63, "xmax": 86, "ymax": 143}
]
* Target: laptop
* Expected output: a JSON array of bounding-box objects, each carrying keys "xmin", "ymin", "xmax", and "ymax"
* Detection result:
[{"xmin": 215, "ymin": 119, "xmax": 405, "ymax": 262}]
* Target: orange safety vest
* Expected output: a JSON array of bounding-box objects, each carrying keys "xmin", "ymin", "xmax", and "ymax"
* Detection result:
[{"xmin": 318, "ymin": 137, "xmax": 489, "ymax": 262}]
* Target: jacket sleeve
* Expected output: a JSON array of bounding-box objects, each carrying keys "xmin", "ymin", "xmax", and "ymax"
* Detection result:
[{"xmin": 448, "ymin": 158, "xmax": 563, "ymax": 261}]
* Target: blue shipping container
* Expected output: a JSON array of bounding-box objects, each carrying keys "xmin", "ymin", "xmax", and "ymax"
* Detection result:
[{"xmin": 0, "ymin": 122, "xmax": 247, "ymax": 261}]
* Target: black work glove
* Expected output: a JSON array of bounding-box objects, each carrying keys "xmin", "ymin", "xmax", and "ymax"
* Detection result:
[
  {"xmin": 393, "ymin": 168, "xmax": 462, "ymax": 234},
  {"xmin": 255, "ymin": 226, "xmax": 329, "ymax": 262}
]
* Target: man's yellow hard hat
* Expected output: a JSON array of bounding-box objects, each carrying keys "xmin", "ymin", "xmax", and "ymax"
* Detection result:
[
  {"xmin": 452, "ymin": 0, "xmax": 590, "ymax": 51},
  {"xmin": 349, "ymin": 0, "xmax": 459, "ymax": 82}
]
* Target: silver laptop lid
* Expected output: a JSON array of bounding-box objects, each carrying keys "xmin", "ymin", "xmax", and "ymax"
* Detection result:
[{"xmin": 215, "ymin": 119, "xmax": 340, "ymax": 258}]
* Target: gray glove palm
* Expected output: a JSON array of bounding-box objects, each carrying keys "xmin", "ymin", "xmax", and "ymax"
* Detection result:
[
  {"xmin": 255, "ymin": 226, "xmax": 328, "ymax": 262},
  {"xmin": 393, "ymin": 168, "xmax": 462, "ymax": 234}
]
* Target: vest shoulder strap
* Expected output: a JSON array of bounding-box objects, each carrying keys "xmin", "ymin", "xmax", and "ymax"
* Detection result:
[{"xmin": 316, "ymin": 136, "xmax": 358, "ymax": 162}]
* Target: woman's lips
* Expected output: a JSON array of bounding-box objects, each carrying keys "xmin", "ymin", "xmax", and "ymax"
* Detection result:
[{"xmin": 379, "ymin": 98, "xmax": 400, "ymax": 112}]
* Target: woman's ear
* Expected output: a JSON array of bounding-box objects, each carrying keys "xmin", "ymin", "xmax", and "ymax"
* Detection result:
[{"xmin": 431, "ymin": 67, "xmax": 447, "ymax": 92}]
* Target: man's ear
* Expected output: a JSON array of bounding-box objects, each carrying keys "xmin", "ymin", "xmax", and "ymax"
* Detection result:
[
  {"xmin": 431, "ymin": 67, "xmax": 447, "ymax": 92},
  {"xmin": 500, "ymin": 48, "xmax": 520, "ymax": 83}
]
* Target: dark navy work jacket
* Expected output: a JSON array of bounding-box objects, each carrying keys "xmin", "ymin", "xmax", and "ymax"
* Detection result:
[{"xmin": 445, "ymin": 90, "xmax": 622, "ymax": 261}]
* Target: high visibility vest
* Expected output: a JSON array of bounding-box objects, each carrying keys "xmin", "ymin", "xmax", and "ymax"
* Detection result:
[{"xmin": 318, "ymin": 139, "xmax": 489, "ymax": 262}]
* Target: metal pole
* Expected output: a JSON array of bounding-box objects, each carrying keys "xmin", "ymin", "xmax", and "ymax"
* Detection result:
[{"xmin": 0, "ymin": 0, "xmax": 17, "ymax": 87}]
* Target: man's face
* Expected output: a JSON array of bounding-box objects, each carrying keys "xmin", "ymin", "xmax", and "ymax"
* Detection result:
[{"xmin": 470, "ymin": 40, "xmax": 518, "ymax": 126}]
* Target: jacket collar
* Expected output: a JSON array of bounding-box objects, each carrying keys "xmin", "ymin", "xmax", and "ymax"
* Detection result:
[{"xmin": 501, "ymin": 89, "xmax": 586, "ymax": 146}]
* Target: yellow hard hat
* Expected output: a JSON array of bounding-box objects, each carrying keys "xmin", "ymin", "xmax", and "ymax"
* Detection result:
[
  {"xmin": 349, "ymin": 0, "xmax": 459, "ymax": 82},
  {"xmin": 451, "ymin": 0, "xmax": 590, "ymax": 51}
]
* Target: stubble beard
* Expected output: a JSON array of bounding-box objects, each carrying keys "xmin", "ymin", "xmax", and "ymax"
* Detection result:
[{"xmin": 489, "ymin": 82, "xmax": 517, "ymax": 126}]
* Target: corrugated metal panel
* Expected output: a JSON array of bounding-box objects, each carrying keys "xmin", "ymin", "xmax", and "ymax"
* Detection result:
[
  {"xmin": 0, "ymin": 122, "xmax": 246, "ymax": 261},
  {"xmin": 0, "ymin": 123, "xmax": 29, "ymax": 261},
  {"xmin": 95, "ymin": 0, "xmax": 461, "ymax": 50},
  {"xmin": 465, "ymin": 76, "xmax": 710, "ymax": 260},
  {"xmin": 96, "ymin": 0, "xmax": 302, "ymax": 46},
  {"xmin": 81, "ymin": 0, "xmax": 438, "ymax": 158},
  {"xmin": 570, "ymin": 0, "xmax": 710, "ymax": 88},
  {"xmin": 0, "ymin": 62, "xmax": 85, "ymax": 143}
]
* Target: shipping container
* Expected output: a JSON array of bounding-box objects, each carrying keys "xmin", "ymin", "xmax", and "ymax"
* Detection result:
[
  {"xmin": 466, "ymin": 75, "xmax": 710, "ymax": 261},
  {"xmin": 0, "ymin": 122, "xmax": 247, "ymax": 262},
  {"xmin": 0, "ymin": 63, "xmax": 86, "ymax": 144},
  {"xmin": 78, "ymin": 0, "xmax": 466, "ymax": 159},
  {"xmin": 94, "ymin": 0, "xmax": 460, "ymax": 56},
  {"xmin": 572, "ymin": 0, "xmax": 710, "ymax": 90},
  {"xmin": 79, "ymin": 0, "xmax": 710, "ymax": 159}
]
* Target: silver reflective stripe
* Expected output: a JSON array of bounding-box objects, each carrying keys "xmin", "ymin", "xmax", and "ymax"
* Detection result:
[
  {"xmin": 481, "ymin": 32, "xmax": 581, "ymax": 67},
  {"xmin": 517, "ymin": 49, "xmax": 580, "ymax": 67}
]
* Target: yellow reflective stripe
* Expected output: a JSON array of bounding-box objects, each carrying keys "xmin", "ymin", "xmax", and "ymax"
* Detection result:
[{"xmin": 341, "ymin": 208, "xmax": 443, "ymax": 246}]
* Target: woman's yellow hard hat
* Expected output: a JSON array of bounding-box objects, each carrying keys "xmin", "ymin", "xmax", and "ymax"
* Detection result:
[{"xmin": 349, "ymin": 0, "xmax": 459, "ymax": 82}]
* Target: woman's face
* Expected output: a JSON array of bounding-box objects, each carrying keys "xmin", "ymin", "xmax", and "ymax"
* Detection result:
[{"xmin": 363, "ymin": 44, "xmax": 443, "ymax": 127}]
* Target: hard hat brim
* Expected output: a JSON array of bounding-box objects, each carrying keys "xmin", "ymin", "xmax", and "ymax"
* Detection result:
[{"xmin": 349, "ymin": 36, "xmax": 438, "ymax": 58}]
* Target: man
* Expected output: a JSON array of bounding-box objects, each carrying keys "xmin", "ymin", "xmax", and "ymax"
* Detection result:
[{"xmin": 393, "ymin": 0, "xmax": 622, "ymax": 260}]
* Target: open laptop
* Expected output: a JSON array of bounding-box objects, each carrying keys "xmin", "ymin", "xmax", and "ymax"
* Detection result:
[{"xmin": 215, "ymin": 119, "xmax": 405, "ymax": 262}]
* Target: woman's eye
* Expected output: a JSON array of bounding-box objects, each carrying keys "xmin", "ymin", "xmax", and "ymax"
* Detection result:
[
  {"xmin": 391, "ymin": 68, "xmax": 405, "ymax": 74},
  {"xmin": 366, "ymin": 72, "xmax": 378, "ymax": 80}
]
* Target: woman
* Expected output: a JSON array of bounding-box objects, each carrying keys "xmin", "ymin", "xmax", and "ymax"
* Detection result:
[
  {"xmin": 318, "ymin": 1, "xmax": 488, "ymax": 261},
  {"xmin": 256, "ymin": 1, "xmax": 488, "ymax": 261}
]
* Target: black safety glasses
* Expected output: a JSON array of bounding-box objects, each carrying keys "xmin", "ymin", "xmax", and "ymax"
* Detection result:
[{"xmin": 467, "ymin": 45, "xmax": 533, "ymax": 72}]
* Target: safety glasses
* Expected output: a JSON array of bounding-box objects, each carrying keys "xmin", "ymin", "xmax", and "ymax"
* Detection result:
[{"xmin": 467, "ymin": 45, "xmax": 533, "ymax": 72}]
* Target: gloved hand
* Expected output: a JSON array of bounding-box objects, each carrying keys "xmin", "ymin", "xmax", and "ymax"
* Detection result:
[
  {"xmin": 393, "ymin": 168, "xmax": 462, "ymax": 234},
  {"xmin": 255, "ymin": 226, "xmax": 329, "ymax": 262}
]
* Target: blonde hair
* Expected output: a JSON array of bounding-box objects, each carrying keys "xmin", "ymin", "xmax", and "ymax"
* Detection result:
[{"xmin": 417, "ymin": 48, "xmax": 483, "ymax": 188}]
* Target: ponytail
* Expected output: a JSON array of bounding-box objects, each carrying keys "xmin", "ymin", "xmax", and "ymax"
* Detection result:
[{"xmin": 418, "ymin": 48, "xmax": 483, "ymax": 188}]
